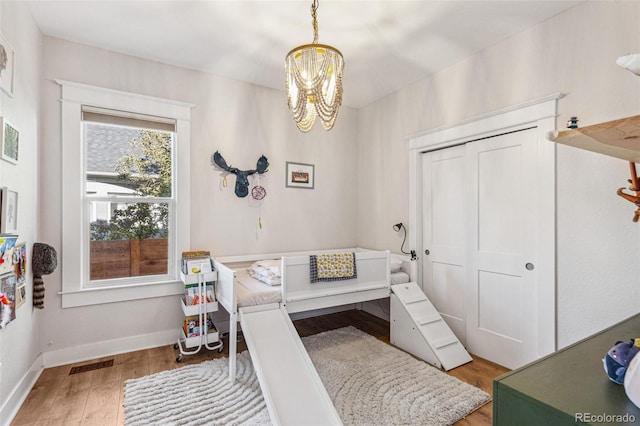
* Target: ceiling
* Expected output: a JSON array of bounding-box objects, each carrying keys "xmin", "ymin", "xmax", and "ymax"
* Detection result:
[{"xmin": 25, "ymin": 0, "xmax": 580, "ymax": 108}]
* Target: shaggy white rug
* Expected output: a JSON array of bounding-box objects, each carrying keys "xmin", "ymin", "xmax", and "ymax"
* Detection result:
[{"xmin": 124, "ymin": 326, "xmax": 490, "ymax": 425}]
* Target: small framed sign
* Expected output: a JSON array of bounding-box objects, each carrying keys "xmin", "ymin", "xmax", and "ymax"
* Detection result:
[{"xmin": 286, "ymin": 161, "xmax": 315, "ymax": 189}]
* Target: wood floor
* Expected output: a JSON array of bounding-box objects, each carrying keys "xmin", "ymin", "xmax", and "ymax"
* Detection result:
[{"xmin": 11, "ymin": 309, "xmax": 509, "ymax": 426}]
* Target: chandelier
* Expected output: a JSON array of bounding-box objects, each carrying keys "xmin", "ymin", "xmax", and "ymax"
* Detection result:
[{"xmin": 285, "ymin": 0, "xmax": 344, "ymax": 132}]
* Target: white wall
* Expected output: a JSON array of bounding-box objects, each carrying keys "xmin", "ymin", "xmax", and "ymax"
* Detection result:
[
  {"xmin": 0, "ymin": 1, "xmax": 42, "ymax": 420},
  {"xmin": 37, "ymin": 36, "xmax": 358, "ymax": 356},
  {"xmin": 189, "ymin": 76, "xmax": 359, "ymax": 255},
  {"xmin": 357, "ymin": 1, "xmax": 640, "ymax": 348}
]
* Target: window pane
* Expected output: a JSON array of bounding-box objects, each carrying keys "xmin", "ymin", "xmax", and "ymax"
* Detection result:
[
  {"xmin": 89, "ymin": 202, "xmax": 169, "ymax": 281},
  {"xmin": 85, "ymin": 123, "xmax": 173, "ymax": 198}
]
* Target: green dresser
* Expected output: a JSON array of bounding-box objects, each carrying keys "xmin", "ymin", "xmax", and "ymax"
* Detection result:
[{"xmin": 493, "ymin": 313, "xmax": 640, "ymax": 425}]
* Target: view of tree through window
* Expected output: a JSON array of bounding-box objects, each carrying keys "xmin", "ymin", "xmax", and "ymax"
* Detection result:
[{"xmin": 85, "ymin": 123, "xmax": 174, "ymax": 281}]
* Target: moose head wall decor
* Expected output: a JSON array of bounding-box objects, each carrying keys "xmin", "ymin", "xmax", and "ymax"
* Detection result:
[{"xmin": 211, "ymin": 151, "xmax": 269, "ymax": 197}]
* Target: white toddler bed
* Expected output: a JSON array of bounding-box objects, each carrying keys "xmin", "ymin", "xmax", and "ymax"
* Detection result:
[
  {"xmin": 211, "ymin": 251, "xmax": 471, "ymax": 425},
  {"xmin": 213, "ymin": 248, "xmax": 392, "ymax": 381}
]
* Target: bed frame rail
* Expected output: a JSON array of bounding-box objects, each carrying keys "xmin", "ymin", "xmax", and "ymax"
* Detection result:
[
  {"xmin": 213, "ymin": 260, "xmax": 238, "ymax": 381},
  {"xmin": 282, "ymin": 250, "xmax": 391, "ymax": 314}
]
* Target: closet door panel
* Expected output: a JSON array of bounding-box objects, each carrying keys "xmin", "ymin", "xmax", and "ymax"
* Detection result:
[
  {"xmin": 466, "ymin": 128, "xmax": 538, "ymax": 369},
  {"xmin": 477, "ymin": 145, "xmax": 522, "ymax": 254},
  {"xmin": 477, "ymin": 270, "xmax": 524, "ymax": 341},
  {"xmin": 422, "ymin": 145, "xmax": 466, "ymax": 344}
]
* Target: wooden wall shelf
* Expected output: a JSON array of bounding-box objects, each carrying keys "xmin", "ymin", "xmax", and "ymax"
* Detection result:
[{"xmin": 546, "ymin": 115, "xmax": 640, "ymax": 162}]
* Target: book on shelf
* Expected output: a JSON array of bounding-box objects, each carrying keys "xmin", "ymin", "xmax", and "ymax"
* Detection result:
[
  {"xmin": 180, "ymin": 250, "xmax": 213, "ymax": 275},
  {"xmin": 181, "ymin": 250, "xmax": 210, "ymax": 258},
  {"xmin": 183, "ymin": 313, "xmax": 217, "ymax": 337},
  {"xmin": 184, "ymin": 282, "xmax": 216, "ymax": 305},
  {"xmin": 184, "ymin": 258, "xmax": 213, "ymax": 275}
]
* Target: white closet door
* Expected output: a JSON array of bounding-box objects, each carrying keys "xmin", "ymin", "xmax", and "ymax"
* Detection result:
[
  {"xmin": 421, "ymin": 127, "xmax": 539, "ymax": 369},
  {"xmin": 422, "ymin": 145, "xmax": 467, "ymax": 345},
  {"xmin": 465, "ymin": 128, "xmax": 538, "ymax": 369}
]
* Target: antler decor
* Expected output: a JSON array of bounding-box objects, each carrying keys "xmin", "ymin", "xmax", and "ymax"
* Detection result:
[
  {"xmin": 211, "ymin": 151, "xmax": 269, "ymax": 198},
  {"xmin": 617, "ymin": 162, "xmax": 640, "ymax": 222}
]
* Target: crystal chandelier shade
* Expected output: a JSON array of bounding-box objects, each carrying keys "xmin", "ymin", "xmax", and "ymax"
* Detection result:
[{"xmin": 285, "ymin": 0, "xmax": 344, "ymax": 132}]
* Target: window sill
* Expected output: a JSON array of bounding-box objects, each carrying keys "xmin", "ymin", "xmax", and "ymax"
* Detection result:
[{"xmin": 59, "ymin": 279, "xmax": 183, "ymax": 308}]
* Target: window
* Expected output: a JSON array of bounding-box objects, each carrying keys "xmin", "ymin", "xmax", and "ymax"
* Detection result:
[
  {"xmin": 84, "ymin": 109, "xmax": 173, "ymax": 283},
  {"xmin": 59, "ymin": 81, "xmax": 192, "ymax": 308}
]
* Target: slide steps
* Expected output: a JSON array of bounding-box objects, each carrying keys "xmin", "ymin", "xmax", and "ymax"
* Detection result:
[{"xmin": 390, "ymin": 282, "xmax": 472, "ymax": 371}]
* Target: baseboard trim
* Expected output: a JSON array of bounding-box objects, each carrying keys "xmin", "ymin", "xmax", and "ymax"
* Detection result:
[
  {"xmin": 41, "ymin": 304, "xmax": 360, "ymax": 368},
  {"xmin": 42, "ymin": 329, "xmax": 177, "ymax": 368},
  {"xmin": 0, "ymin": 354, "xmax": 44, "ymax": 426}
]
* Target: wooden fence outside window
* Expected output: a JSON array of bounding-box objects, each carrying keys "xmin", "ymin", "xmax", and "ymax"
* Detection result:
[{"xmin": 90, "ymin": 238, "xmax": 168, "ymax": 280}]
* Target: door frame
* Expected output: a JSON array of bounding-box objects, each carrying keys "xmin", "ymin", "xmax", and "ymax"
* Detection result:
[{"xmin": 408, "ymin": 93, "xmax": 563, "ymax": 359}]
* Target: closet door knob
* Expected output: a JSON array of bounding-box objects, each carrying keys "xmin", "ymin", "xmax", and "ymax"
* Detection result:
[
  {"xmin": 424, "ymin": 249, "xmax": 430, "ymax": 256},
  {"xmin": 525, "ymin": 263, "xmax": 535, "ymax": 271}
]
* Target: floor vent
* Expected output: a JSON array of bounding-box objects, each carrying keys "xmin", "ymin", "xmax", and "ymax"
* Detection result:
[{"xmin": 69, "ymin": 359, "xmax": 114, "ymax": 375}]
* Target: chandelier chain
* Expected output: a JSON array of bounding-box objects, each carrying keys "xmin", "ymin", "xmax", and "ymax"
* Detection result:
[{"xmin": 311, "ymin": 0, "xmax": 319, "ymax": 44}]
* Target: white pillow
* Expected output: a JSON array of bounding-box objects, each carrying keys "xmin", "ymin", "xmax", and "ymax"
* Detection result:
[
  {"xmin": 247, "ymin": 260, "xmax": 282, "ymax": 286},
  {"xmin": 249, "ymin": 270, "xmax": 281, "ymax": 286},
  {"xmin": 390, "ymin": 257, "xmax": 404, "ymax": 273},
  {"xmin": 254, "ymin": 259, "xmax": 281, "ymax": 274}
]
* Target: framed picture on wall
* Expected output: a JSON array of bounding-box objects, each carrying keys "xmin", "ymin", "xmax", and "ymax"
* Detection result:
[
  {"xmin": 286, "ymin": 161, "xmax": 315, "ymax": 189},
  {"xmin": 0, "ymin": 33, "xmax": 15, "ymax": 97},
  {"xmin": 1, "ymin": 117, "xmax": 18, "ymax": 164},
  {"xmin": 0, "ymin": 188, "xmax": 18, "ymax": 233},
  {"xmin": 15, "ymin": 283, "xmax": 25, "ymax": 309},
  {"xmin": 13, "ymin": 241, "xmax": 26, "ymax": 283},
  {"xmin": 0, "ymin": 235, "xmax": 17, "ymax": 276},
  {"xmin": 12, "ymin": 242, "xmax": 26, "ymax": 308},
  {"xmin": 0, "ymin": 273, "xmax": 16, "ymax": 328}
]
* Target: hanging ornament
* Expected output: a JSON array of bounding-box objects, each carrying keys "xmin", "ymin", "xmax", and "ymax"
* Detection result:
[
  {"xmin": 253, "ymin": 186, "xmax": 266, "ymax": 232},
  {"xmin": 251, "ymin": 185, "xmax": 267, "ymax": 200},
  {"xmin": 219, "ymin": 172, "xmax": 229, "ymax": 191},
  {"xmin": 248, "ymin": 174, "xmax": 267, "ymax": 236}
]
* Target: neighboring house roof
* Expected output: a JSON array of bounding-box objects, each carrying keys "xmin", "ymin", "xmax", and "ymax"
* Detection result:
[
  {"xmin": 86, "ymin": 124, "xmax": 142, "ymax": 174},
  {"xmin": 86, "ymin": 181, "xmax": 137, "ymax": 196}
]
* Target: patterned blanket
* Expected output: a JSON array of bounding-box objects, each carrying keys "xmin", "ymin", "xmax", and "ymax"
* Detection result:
[{"xmin": 310, "ymin": 252, "xmax": 358, "ymax": 283}]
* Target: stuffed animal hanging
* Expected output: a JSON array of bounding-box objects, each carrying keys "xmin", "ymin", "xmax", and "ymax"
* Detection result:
[
  {"xmin": 211, "ymin": 151, "xmax": 269, "ymax": 197},
  {"xmin": 32, "ymin": 242, "xmax": 58, "ymax": 309},
  {"xmin": 603, "ymin": 338, "xmax": 640, "ymax": 384}
]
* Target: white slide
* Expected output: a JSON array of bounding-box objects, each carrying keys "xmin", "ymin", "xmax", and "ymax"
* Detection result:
[
  {"xmin": 239, "ymin": 304, "xmax": 342, "ymax": 426},
  {"xmin": 390, "ymin": 282, "xmax": 472, "ymax": 371}
]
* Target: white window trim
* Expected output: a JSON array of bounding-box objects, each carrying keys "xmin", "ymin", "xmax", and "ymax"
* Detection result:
[{"xmin": 58, "ymin": 80, "xmax": 193, "ymax": 308}]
